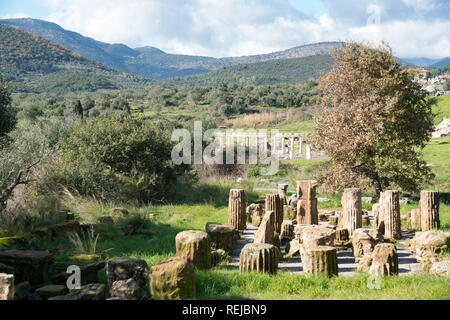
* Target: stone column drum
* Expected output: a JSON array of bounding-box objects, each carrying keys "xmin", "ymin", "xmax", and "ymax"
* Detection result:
[
  {"xmin": 380, "ymin": 190, "xmax": 402, "ymax": 240},
  {"xmin": 296, "ymin": 180, "xmax": 319, "ymax": 225},
  {"xmin": 175, "ymin": 231, "xmax": 211, "ymax": 270},
  {"xmin": 228, "ymin": 189, "xmax": 247, "ymax": 232},
  {"xmin": 239, "ymin": 243, "xmax": 279, "ymax": 274},
  {"xmin": 149, "ymin": 257, "xmax": 195, "ymax": 300},
  {"xmin": 205, "ymin": 223, "xmax": 236, "ymax": 253},
  {"xmin": 369, "ymin": 243, "xmax": 399, "ymax": 276},
  {"xmin": 301, "ymin": 246, "xmax": 338, "ymax": 277},
  {"xmin": 266, "ymin": 194, "xmax": 283, "ymax": 234},
  {"xmin": 420, "ymin": 191, "xmax": 440, "ymax": 231},
  {"xmin": 341, "ymin": 188, "xmax": 362, "ymax": 237},
  {"xmin": 278, "ymin": 184, "xmax": 289, "ymax": 205},
  {"xmin": 0, "ymin": 273, "xmax": 14, "ymax": 300}
]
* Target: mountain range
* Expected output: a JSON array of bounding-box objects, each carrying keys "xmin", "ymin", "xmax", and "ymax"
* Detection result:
[
  {"xmin": 0, "ymin": 24, "xmax": 149, "ymax": 93},
  {"xmin": 402, "ymin": 57, "xmax": 450, "ymax": 68},
  {"xmin": 0, "ymin": 18, "xmax": 448, "ymax": 92},
  {"xmin": 0, "ymin": 18, "xmax": 343, "ymax": 80}
]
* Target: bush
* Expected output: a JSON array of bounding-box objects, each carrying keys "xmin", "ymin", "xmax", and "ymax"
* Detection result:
[{"xmin": 42, "ymin": 115, "xmax": 191, "ymax": 203}]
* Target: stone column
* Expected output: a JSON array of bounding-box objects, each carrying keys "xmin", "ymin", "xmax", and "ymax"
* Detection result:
[
  {"xmin": 420, "ymin": 190, "xmax": 440, "ymax": 231},
  {"xmin": 205, "ymin": 223, "xmax": 236, "ymax": 253},
  {"xmin": 239, "ymin": 243, "xmax": 279, "ymax": 274},
  {"xmin": 296, "ymin": 180, "xmax": 319, "ymax": 225},
  {"xmin": 381, "ymin": 190, "xmax": 402, "ymax": 240},
  {"xmin": 0, "ymin": 273, "xmax": 14, "ymax": 300},
  {"xmin": 149, "ymin": 257, "xmax": 195, "ymax": 300},
  {"xmin": 278, "ymin": 184, "xmax": 288, "ymax": 205},
  {"xmin": 306, "ymin": 145, "xmax": 311, "ymax": 159},
  {"xmin": 289, "ymin": 137, "xmax": 294, "ymax": 159},
  {"xmin": 299, "ymin": 137, "xmax": 303, "ymax": 155},
  {"xmin": 369, "ymin": 243, "xmax": 399, "ymax": 276},
  {"xmin": 372, "ymin": 203, "xmax": 384, "ymax": 233},
  {"xmin": 175, "ymin": 231, "xmax": 211, "ymax": 270},
  {"xmin": 301, "ymin": 246, "xmax": 338, "ymax": 277},
  {"xmin": 341, "ymin": 188, "xmax": 362, "ymax": 237},
  {"xmin": 253, "ymin": 211, "xmax": 275, "ymax": 245},
  {"xmin": 228, "ymin": 189, "xmax": 247, "ymax": 232},
  {"xmin": 280, "ymin": 221, "xmax": 295, "ymax": 243},
  {"xmin": 266, "ymin": 194, "xmax": 283, "ymax": 234},
  {"xmin": 351, "ymin": 228, "xmax": 383, "ymax": 262}
]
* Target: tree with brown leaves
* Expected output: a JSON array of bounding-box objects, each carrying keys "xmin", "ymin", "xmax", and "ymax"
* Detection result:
[{"xmin": 310, "ymin": 42, "xmax": 435, "ymax": 195}]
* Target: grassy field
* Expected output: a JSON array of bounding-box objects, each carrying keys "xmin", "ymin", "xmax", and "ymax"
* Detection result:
[
  {"xmin": 17, "ymin": 168, "xmax": 448, "ymax": 300},
  {"xmin": 433, "ymin": 95, "xmax": 450, "ymax": 125},
  {"xmin": 5, "ymin": 96, "xmax": 450, "ymax": 300}
]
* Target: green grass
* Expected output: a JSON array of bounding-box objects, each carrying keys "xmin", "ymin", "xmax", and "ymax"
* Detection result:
[
  {"xmin": 196, "ymin": 271, "xmax": 450, "ymax": 300},
  {"xmin": 432, "ymin": 95, "xmax": 450, "ymax": 125},
  {"xmin": 423, "ymin": 136, "xmax": 450, "ymax": 189}
]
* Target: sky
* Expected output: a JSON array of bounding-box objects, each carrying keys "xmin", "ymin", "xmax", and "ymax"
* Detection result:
[{"xmin": 0, "ymin": 0, "xmax": 449, "ymax": 59}]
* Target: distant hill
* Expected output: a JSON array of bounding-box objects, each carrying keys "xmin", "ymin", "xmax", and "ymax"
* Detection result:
[
  {"xmin": 402, "ymin": 57, "xmax": 435, "ymax": 67},
  {"xmin": 0, "ymin": 24, "xmax": 148, "ymax": 93},
  {"xmin": 402, "ymin": 57, "xmax": 450, "ymax": 68},
  {"xmin": 221, "ymin": 42, "xmax": 342, "ymax": 65},
  {"xmin": 0, "ymin": 18, "xmax": 343, "ymax": 80},
  {"xmin": 428, "ymin": 57, "xmax": 450, "ymax": 68},
  {"xmin": 161, "ymin": 55, "xmax": 334, "ymax": 87}
]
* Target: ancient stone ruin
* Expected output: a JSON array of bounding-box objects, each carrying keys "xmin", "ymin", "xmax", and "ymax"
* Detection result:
[
  {"xmin": 239, "ymin": 243, "xmax": 280, "ymax": 274},
  {"xmin": 265, "ymin": 194, "xmax": 283, "ymax": 234},
  {"xmin": 228, "ymin": 189, "xmax": 247, "ymax": 231},
  {"xmin": 149, "ymin": 257, "xmax": 195, "ymax": 300},
  {"xmin": 0, "ymin": 273, "xmax": 14, "ymax": 300},
  {"xmin": 368, "ymin": 243, "xmax": 399, "ymax": 276},
  {"xmin": 246, "ymin": 203, "xmax": 264, "ymax": 227},
  {"xmin": 296, "ymin": 180, "xmax": 319, "ymax": 225},
  {"xmin": 205, "ymin": 222, "xmax": 236, "ymax": 253},
  {"xmin": 278, "ymin": 184, "xmax": 289, "ymax": 205},
  {"xmin": 175, "ymin": 230, "xmax": 212, "ymax": 270},
  {"xmin": 253, "ymin": 210, "xmax": 276, "ymax": 245},
  {"xmin": 351, "ymin": 228, "xmax": 383, "ymax": 263},
  {"xmin": 380, "ymin": 190, "xmax": 402, "ymax": 240},
  {"xmin": 341, "ymin": 188, "xmax": 362, "ymax": 236},
  {"xmin": 420, "ymin": 190, "xmax": 440, "ymax": 231},
  {"xmin": 301, "ymin": 246, "xmax": 338, "ymax": 277}
]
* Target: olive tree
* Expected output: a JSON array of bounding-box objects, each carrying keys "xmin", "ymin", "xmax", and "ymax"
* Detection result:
[{"xmin": 310, "ymin": 42, "xmax": 435, "ymax": 195}]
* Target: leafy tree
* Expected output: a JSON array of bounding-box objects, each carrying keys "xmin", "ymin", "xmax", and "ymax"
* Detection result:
[
  {"xmin": 0, "ymin": 76, "xmax": 16, "ymax": 148},
  {"xmin": 51, "ymin": 115, "xmax": 190, "ymax": 202},
  {"xmin": 310, "ymin": 42, "xmax": 435, "ymax": 195}
]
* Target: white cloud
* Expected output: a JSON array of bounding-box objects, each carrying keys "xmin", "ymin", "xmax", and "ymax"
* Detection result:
[
  {"xmin": 402, "ymin": 0, "xmax": 439, "ymax": 13},
  {"xmin": 1, "ymin": 13, "xmax": 30, "ymax": 19},
  {"xmin": 40, "ymin": 0, "xmax": 449, "ymax": 59},
  {"xmin": 349, "ymin": 20, "xmax": 450, "ymax": 59}
]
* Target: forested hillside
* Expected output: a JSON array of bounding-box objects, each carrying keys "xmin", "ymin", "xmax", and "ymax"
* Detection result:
[
  {"xmin": 0, "ymin": 19, "xmax": 342, "ymax": 80},
  {"xmin": 0, "ymin": 24, "xmax": 149, "ymax": 93},
  {"xmin": 161, "ymin": 55, "xmax": 334, "ymax": 87}
]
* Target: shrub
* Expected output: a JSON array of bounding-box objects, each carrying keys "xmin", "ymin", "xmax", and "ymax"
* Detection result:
[{"xmin": 44, "ymin": 115, "xmax": 191, "ymax": 203}]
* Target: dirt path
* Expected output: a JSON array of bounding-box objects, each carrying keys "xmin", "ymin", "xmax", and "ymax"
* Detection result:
[{"xmin": 226, "ymin": 222, "xmax": 420, "ymax": 276}]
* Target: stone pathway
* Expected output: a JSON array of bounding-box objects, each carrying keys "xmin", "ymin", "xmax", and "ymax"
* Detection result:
[{"xmin": 226, "ymin": 223, "xmax": 420, "ymax": 276}]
